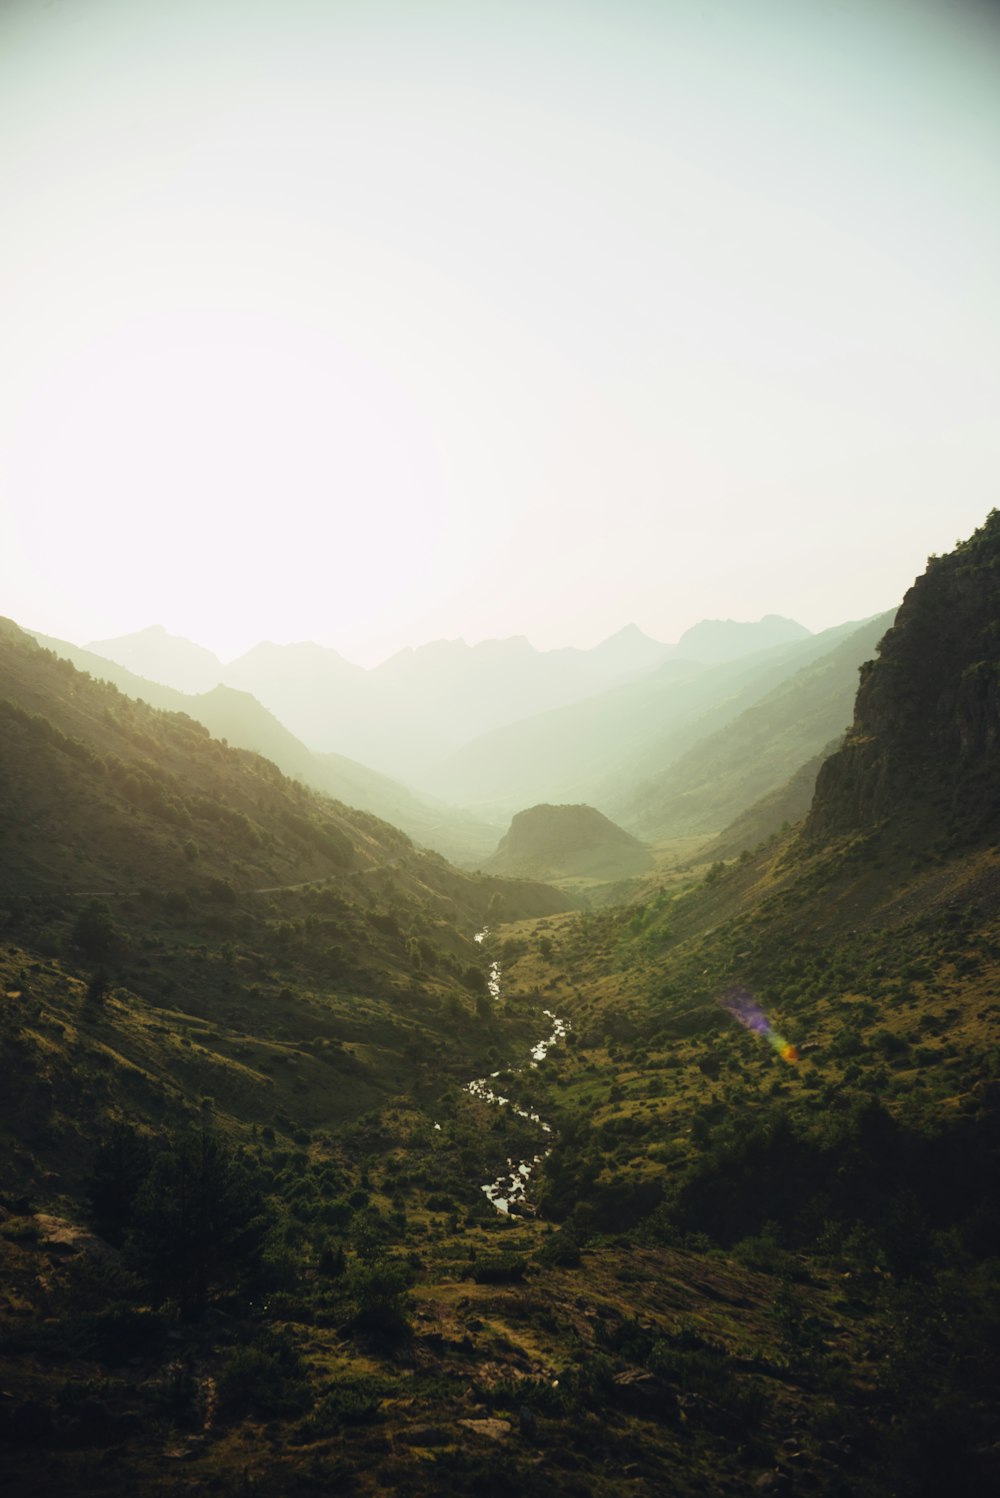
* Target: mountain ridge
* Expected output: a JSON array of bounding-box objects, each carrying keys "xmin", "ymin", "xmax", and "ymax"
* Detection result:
[
  {"xmin": 424, "ymin": 618, "xmax": 881, "ymax": 816},
  {"xmin": 30, "ymin": 629, "xmax": 503, "ymax": 864},
  {"xmin": 2, "ymin": 528, "xmax": 1000, "ymax": 1497},
  {"xmin": 80, "ymin": 616, "xmax": 814, "ymax": 779},
  {"xmin": 611, "ymin": 610, "xmax": 896, "ymax": 841}
]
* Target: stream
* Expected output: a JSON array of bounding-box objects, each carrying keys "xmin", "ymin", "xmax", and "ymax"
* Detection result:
[{"xmin": 463, "ymin": 927, "xmax": 569, "ymax": 1214}]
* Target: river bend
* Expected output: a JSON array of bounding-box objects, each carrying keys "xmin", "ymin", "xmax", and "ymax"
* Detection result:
[{"xmin": 464, "ymin": 928, "xmax": 569, "ymax": 1214}]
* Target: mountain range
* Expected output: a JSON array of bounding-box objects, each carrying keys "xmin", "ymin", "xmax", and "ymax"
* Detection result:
[
  {"xmin": 420, "ymin": 616, "xmax": 891, "ymax": 824},
  {"xmin": 28, "ymin": 632, "xmax": 503, "ymax": 865},
  {"xmin": 85, "ymin": 616, "xmax": 812, "ymax": 780},
  {"xmin": 51, "ymin": 611, "xmax": 898, "ymax": 875},
  {"xmin": 2, "ymin": 515, "xmax": 999, "ymax": 1496}
]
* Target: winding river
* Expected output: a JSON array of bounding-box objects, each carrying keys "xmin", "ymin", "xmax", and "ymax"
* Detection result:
[{"xmin": 464, "ymin": 928, "xmax": 569, "ymax": 1214}]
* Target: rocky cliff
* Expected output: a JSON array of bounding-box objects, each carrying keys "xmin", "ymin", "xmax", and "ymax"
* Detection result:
[{"xmin": 808, "ymin": 511, "xmax": 1000, "ymax": 843}]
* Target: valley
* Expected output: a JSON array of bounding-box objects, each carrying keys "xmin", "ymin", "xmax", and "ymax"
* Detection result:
[
  {"xmin": 1, "ymin": 517, "xmax": 999, "ymax": 1497},
  {"xmin": 5, "ymin": 1, "xmax": 999, "ymax": 1490}
]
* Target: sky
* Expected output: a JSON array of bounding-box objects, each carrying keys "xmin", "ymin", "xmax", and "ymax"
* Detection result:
[{"xmin": 1, "ymin": 0, "xmax": 999, "ymax": 666}]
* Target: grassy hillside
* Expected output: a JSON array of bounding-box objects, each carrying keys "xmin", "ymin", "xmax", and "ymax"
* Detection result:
[
  {"xmin": 612, "ymin": 611, "xmax": 895, "ymax": 841},
  {"xmin": 1, "ymin": 526, "xmax": 998, "ymax": 1498},
  {"xmin": 89, "ymin": 624, "xmax": 685, "ymax": 782},
  {"xmin": 0, "ymin": 618, "xmax": 575, "ymax": 1187},
  {"xmin": 29, "ymin": 629, "xmax": 503, "ymax": 864},
  {"xmin": 419, "ymin": 620, "xmax": 878, "ymax": 817},
  {"xmin": 696, "ymin": 744, "xmax": 836, "ymax": 862},
  {"xmin": 485, "ymin": 803, "xmax": 652, "ymax": 883}
]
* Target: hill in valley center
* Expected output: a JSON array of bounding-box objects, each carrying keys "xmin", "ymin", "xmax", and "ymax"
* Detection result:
[{"xmin": 484, "ymin": 803, "xmax": 652, "ymax": 881}]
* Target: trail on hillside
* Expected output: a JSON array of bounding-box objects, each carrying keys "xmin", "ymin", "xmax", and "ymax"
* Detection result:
[{"xmin": 15, "ymin": 855, "xmax": 409, "ymax": 902}]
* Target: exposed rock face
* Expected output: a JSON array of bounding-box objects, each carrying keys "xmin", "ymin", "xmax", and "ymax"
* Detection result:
[
  {"xmin": 485, "ymin": 803, "xmax": 651, "ymax": 881},
  {"xmin": 807, "ymin": 511, "xmax": 1000, "ymax": 842}
]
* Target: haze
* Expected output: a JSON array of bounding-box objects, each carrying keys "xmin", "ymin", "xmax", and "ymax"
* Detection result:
[{"xmin": 2, "ymin": 0, "xmax": 999, "ymax": 664}]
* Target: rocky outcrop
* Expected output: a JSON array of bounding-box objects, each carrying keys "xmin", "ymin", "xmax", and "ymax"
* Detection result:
[{"xmin": 807, "ymin": 511, "xmax": 1000, "ymax": 842}]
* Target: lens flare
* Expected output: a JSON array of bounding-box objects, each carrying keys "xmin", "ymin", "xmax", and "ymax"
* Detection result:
[{"xmin": 720, "ymin": 987, "xmax": 798, "ymax": 1064}]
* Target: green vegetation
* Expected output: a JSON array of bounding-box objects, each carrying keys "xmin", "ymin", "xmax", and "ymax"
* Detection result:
[
  {"xmin": 2, "ymin": 517, "xmax": 1000, "ymax": 1494},
  {"xmin": 485, "ymin": 802, "xmax": 652, "ymax": 882}
]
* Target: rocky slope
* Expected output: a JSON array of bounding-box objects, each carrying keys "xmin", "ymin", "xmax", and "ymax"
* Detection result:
[{"xmin": 808, "ymin": 510, "xmax": 1000, "ymax": 844}]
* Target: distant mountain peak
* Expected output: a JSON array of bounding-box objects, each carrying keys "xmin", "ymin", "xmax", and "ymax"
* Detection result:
[
  {"xmin": 604, "ymin": 622, "xmax": 650, "ymax": 641},
  {"xmin": 676, "ymin": 615, "xmax": 810, "ymax": 663},
  {"xmin": 592, "ymin": 622, "xmax": 666, "ymax": 650},
  {"xmin": 233, "ymin": 638, "xmax": 355, "ymax": 662},
  {"xmin": 223, "ymin": 640, "xmax": 363, "ymax": 692},
  {"xmin": 89, "ymin": 622, "xmax": 206, "ymax": 647},
  {"xmin": 86, "ymin": 624, "xmax": 223, "ymax": 694}
]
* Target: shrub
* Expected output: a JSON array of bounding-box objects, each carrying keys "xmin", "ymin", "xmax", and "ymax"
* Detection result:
[
  {"xmin": 292, "ymin": 1378, "xmax": 385, "ymax": 1440},
  {"xmin": 216, "ymin": 1330, "xmax": 312, "ymax": 1419},
  {"xmin": 471, "ymin": 1255, "xmax": 527, "ymax": 1285},
  {"xmin": 348, "ymin": 1258, "xmax": 412, "ymax": 1337}
]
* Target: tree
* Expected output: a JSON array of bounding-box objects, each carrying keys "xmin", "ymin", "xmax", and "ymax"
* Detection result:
[
  {"xmin": 87, "ymin": 1122, "xmax": 153, "ymax": 1247},
  {"xmin": 461, "ymin": 964, "xmax": 486, "ymax": 994},
  {"xmin": 318, "ymin": 1243, "xmax": 346, "ymax": 1277},
  {"xmin": 85, "ymin": 967, "xmax": 111, "ymax": 1006},
  {"xmin": 126, "ymin": 1128, "xmax": 274, "ymax": 1317},
  {"xmin": 72, "ymin": 899, "xmax": 117, "ymax": 962}
]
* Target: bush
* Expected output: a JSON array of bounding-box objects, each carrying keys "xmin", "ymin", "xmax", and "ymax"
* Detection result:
[
  {"xmin": 535, "ymin": 1229, "xmax": 582, "ymax": 1269},
  {"xmin": 292, "ymin": 1378, "xmax": 385, "ymax": 1440},
  {"xmin": 471, "ymin": 1255, "xmax": 527, "ymax": 1285},
  {"xmin": 348, "ymin": 1258, "xmax": 412, "ymax": 1337},
  {"xmin": 216, "ymin": 1330, "xmax": 312, "ymax": 1419},
  {"xmin": 733, "ymin": 1223, "xmax": 802, "ymax": 1279}
]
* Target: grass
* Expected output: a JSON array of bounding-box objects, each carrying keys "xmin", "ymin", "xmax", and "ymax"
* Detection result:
[
  {"xmin": 3, "ymin": 846, "xmax": 999, "ymax": 1497},
  {"xmin": 3, "ymin": 536, "xmax": 1000, "ymax": 1496}
]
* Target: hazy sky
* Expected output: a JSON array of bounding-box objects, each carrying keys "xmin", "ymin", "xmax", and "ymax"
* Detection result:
[{"xmin": 2, "ymin": 0, "xmax": 999, "ymax": 664}]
